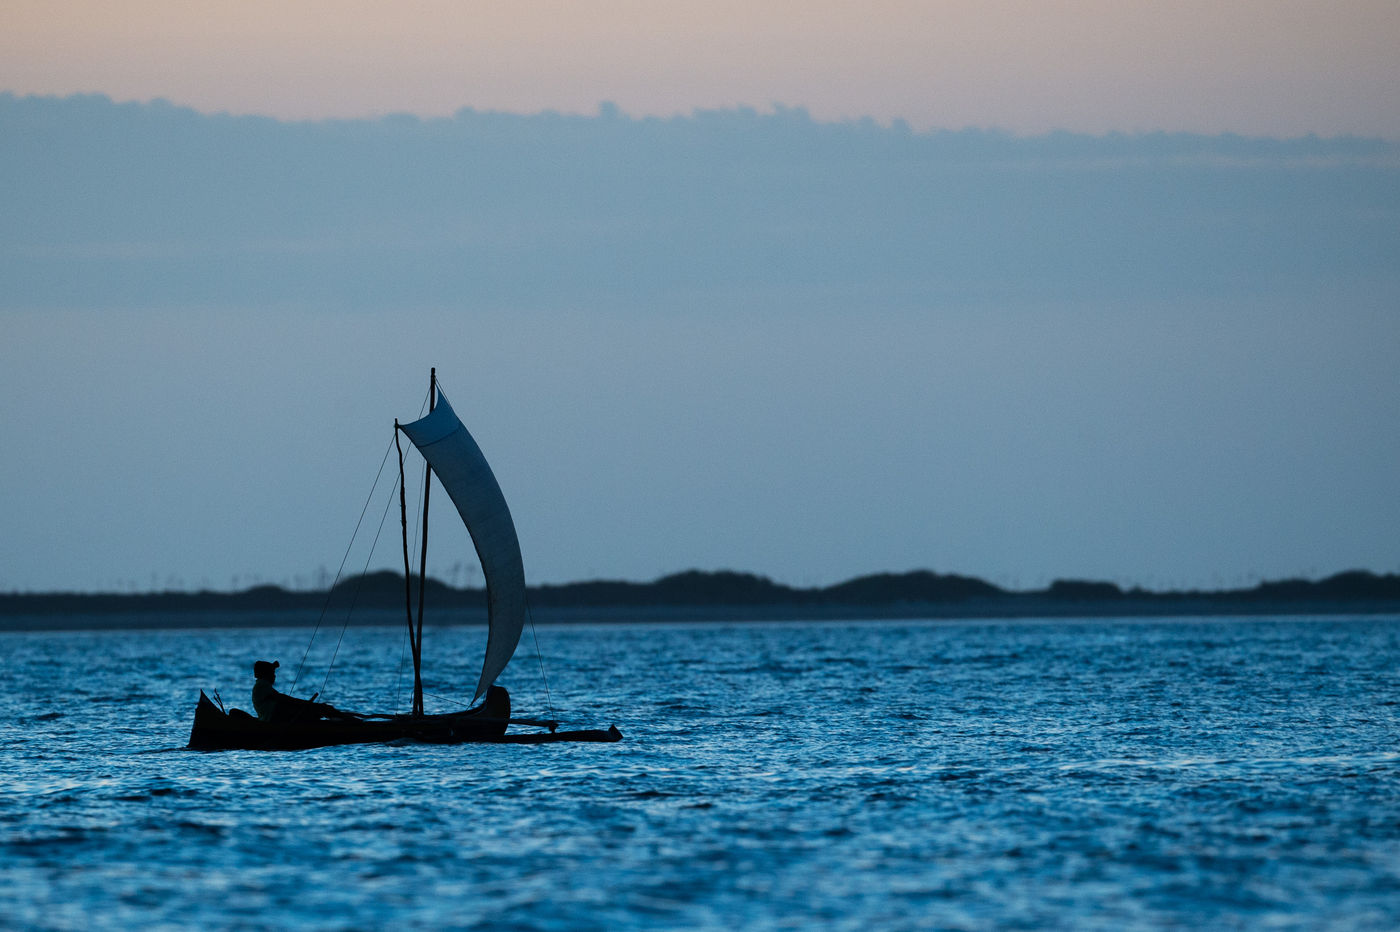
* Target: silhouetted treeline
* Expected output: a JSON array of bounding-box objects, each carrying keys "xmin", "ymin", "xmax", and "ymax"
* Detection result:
[{"xmin": 4, "ymin": 569, "xmax": 1399, "ymax": 622}]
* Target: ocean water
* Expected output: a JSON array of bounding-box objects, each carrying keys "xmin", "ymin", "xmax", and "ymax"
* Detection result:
[{"xmin": 2, "ymin": 616, "xmax": 1399, "ymax": 930}]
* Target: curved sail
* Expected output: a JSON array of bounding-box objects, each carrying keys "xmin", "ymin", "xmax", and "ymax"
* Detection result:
[{"xmin": 400, "ymin": 393, "xmax": 525, "ymax": 701}]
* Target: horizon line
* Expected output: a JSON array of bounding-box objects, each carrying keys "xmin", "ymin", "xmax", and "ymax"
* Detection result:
[{"xmin": 5, "ymin": 565, "xmax": 1398, "ymax": 600}]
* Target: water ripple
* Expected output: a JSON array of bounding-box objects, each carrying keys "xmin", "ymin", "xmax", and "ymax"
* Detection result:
[{"xmin": 1, "ymin": 617, "xmax": 1399, "ymax": 929}]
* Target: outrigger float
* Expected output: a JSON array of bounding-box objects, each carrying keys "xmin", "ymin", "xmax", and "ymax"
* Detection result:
[{"xmin": 189, "ymin": 369, "xmax": 622, "ymax": 751}]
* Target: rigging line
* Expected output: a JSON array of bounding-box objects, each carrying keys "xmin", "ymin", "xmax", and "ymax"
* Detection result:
[
  {"xmin": 524, "ymin": 597, "xmax": 555, "ymax": 719},
  {"xmin": 394, "ymin": 443, "xmax": 427, "ymax": 713},
  {"xmin": 423, "ymin": 691, "xmax": 471, "ymax": 710},
  {"xmin": 291, "ymin": 433, "xmax": 396, "ymax": 693},
  {"xmin": 382, "ymin": 388, "xmax": 431, "ymax": 715},
  {"xmin": 391, "ymin": 625, "xmax": 411, "ymax": 713},
  {"xmin": 396, "ymin": 381, "xmax": 432, "ymax": 581},
  {"xmin": 408, "ymin": 446, "xmax": 426, "ymax": 579},
  {"xmin": 318, "ymin": 466, "xmax": 402, "ymax": 697},
  {"xmin": 405, "ymin": 465, "xmax": 426, "ymax": 712},
  {"xmin": 400, "ymin": 389, "xmax": 431, "ymax": 597}
]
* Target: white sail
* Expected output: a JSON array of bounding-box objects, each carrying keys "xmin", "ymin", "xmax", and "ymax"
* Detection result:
[{"xmin": 400, "ymin": 393, "xmax": 525, "ymax": 701}]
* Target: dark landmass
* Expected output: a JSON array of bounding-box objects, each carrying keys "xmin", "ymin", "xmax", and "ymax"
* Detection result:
[{"xmin": 2, "ymin": 569, "xmax": 1399, "ymax": 631}]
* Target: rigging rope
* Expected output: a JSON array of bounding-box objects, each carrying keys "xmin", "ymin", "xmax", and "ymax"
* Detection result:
[
  {"xmin": 389, "ymin": 442, "xmax": 428, "ymax": 713},
  {"xmin": 318, "ymin": 470, "xmax": 402, "ymax": 697},
  {"xmin": 291, "ymin": 434, "xmax": 395, "ymax": 693},
  {"xmin": 391, "ymin": 626, "xmax": 411, "ymax": 713},
  {"xmin": 299, "ymin": 389, "xmax": 431, "ymax": 706},
  {"xmin": 397, "ymin": 392, "xmax": 431, "ymax": 712},
  {"xmin": 525, "ymin": 599, "xmax": 555, "ymax": 719},
  {"xmin": 423, "ymin": 691, "xmax": 470, "ymax": 709}
]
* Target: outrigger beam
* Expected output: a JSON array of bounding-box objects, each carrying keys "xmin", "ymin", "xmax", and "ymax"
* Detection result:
[{"xmin": 508, "ymin": 717, "xmax": 560, "ymax": 732}]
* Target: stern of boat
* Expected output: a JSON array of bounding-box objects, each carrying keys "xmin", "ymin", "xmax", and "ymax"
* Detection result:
[
  {"xmin": 189, "ymin": 690, "xmax": 225, "ymax": 749},
  {"xmin": 481, "ymin": 684, "xmax": 510, "ymax": 723}
]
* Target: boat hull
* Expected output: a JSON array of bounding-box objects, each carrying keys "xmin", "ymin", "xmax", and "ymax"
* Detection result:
[
  {"xmin": 189, "ymin": 687, "xmax": 511, "ymax": 750},
  {"xmin": 188, "ymin": 688, "xmax": 622, "ymax": 750}
]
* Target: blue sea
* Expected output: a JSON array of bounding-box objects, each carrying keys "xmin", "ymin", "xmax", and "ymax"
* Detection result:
[{"xmin": 3, "ymin": 616, "xmax": 1399, "ymax": 930}]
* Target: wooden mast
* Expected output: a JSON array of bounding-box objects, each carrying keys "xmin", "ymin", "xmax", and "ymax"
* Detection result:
[
  {"xmin": 393, "ymin": 420, "xmax": 420, "ymax": 708},
  {"xmin": 411, "ymin": 367, "xmax": 435, "ymax": 717}
]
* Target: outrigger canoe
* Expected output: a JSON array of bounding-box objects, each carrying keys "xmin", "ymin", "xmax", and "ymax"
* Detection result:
[
  {"xmin": 189, "ymin": 687, "xmax": 621, "ymax": 751},
  {"xmin": 188, "ymin": 369, "xmax": 621, "ymax": 751}
]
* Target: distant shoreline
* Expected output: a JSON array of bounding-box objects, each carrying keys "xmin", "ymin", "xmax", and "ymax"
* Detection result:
[
  {"xmin": 3, "ymin": 601, "xmax": 1400, "ymax": 634},
  {"xmin": 2, "ymin": 568, "xmax": 1397, "ymax": 632}
]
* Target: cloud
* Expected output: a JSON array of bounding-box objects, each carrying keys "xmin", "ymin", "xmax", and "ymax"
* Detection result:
[{"xmin": 3, "ymin": 93, "xmax": 1397, "ymax": 313}]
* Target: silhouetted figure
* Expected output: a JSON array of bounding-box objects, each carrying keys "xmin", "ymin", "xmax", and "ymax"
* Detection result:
[{"xmin": 251, "ymin": 660, "xmax": 350, "ymax": 723}]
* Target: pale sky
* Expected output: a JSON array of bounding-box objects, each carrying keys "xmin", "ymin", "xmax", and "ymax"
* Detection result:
[
  {"xmin": 3, "ymin": 0, "xmax": 1399, "ymax": 136},
  {"xmin": 2, "ymin": 94, "xmax": 1397, "ymax": 593},
  {"xmin": 2, "ymin": 5, "xmax": 1399, "ymax": 594}
]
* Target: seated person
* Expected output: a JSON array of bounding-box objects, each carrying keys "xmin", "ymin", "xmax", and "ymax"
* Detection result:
[{"xmin": 251, "ymin": 660, "xmax": 352, "ymax": 723}]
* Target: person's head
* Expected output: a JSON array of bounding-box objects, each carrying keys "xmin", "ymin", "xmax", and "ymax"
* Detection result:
[{"xmin": 253, "ymin": 660, "xmax": 279, "ymax": 681}]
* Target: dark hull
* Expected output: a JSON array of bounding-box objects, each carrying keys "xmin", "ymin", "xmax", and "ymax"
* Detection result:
[{"xmin": 188, "ymin": 688, "xmax": 622, "ymax": 750}]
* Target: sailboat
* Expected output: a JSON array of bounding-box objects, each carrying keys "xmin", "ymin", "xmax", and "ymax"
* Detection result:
[{"xmin": 188, "ymin": 370, "xmax": 622, "ymax": 750}]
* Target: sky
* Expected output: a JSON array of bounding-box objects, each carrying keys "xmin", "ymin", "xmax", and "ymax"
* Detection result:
[
  {"xmin": 1, "ymin": 6, "xmax": 1398, "ymax": 594},
  {"xmin": 2, "ymin": 1, "xmax": 1399, "ymax": 138}
]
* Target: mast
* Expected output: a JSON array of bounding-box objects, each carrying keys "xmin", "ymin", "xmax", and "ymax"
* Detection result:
[
  {"xmin": 412, "ymin": 368, "xmax": 436, "ymax": 717},
  {"xmin": 393, "ymin": 421, "xmax": 420, "ymax": 707}
]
